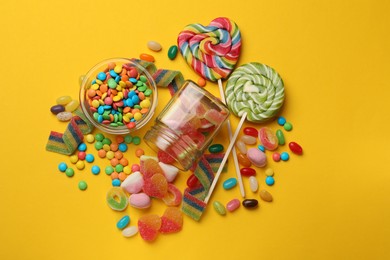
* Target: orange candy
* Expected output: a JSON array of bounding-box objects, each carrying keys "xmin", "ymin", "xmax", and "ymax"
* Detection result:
[
  {"xmin": 197, "ymin": 77, "xmax": 206, "ymax": 87},
  {"xmin": 135, "ymin": 148, "xmax": 145, "ymax": 158},
  {"xmin": 110, "ymin": 158, "xmax": 119, "ymax": 167},
  {"xmin": 111, "ymin": 172, "xmax": 119, "ymax": 180},
  {"xmin": 110, "ymin": 143, "xmax": 119, "ymax": 152},
  {"xmin": 118, "ymin": 172, "xmax": 127, "ymax": 181},
  {"xmin": 114, "ymin": 151, "xmax": 123, "ymax": 160},
  {"xmin": 119, "ymin": 158, "xmax": 129, "ymax": 166},
  {"xmin": 98, "ymin": 149, "xmax": 106, "ymax": 158},
  {"xmin": 116, "ymin": 136, "xmax": 124, "ymax": 144},
  {"xmin": 140, "ymin": 53, "xmax": 155, "ymax": 62}
]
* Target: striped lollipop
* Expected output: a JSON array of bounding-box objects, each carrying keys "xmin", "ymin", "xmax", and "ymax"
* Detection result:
[{"xmin": 177, "ymin": 17, "xmax": 241, "ymax": 82}]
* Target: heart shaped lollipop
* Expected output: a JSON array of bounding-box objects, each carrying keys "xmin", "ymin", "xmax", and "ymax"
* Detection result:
[{"xmin": 177, "ymin": 17, "xmax": 242, "ymax": 82}]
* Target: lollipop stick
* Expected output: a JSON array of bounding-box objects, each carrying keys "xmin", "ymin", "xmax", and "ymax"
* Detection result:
[
  {"xmin": 217, "ymin": 79, "xmax": 245, "ymax": 198},
  {"xmin": 204, "ymin": 112, "xmax": 247, "ymax": 204}
]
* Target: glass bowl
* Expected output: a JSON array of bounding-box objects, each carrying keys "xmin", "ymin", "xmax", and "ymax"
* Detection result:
[{"xmin": 79, "ymin": 58, "xmax": 157, "ymax": 135}]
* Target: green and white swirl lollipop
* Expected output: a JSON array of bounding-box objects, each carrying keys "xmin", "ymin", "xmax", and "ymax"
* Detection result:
[{"xmin": 225, "ymin": 62, "xmax": 285, "ymax": 123}]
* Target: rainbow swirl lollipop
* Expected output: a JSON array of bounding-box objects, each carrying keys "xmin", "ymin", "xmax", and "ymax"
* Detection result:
[{"xmin": 177, "ymin": 17, "xmax": 241, "ymax": 82}]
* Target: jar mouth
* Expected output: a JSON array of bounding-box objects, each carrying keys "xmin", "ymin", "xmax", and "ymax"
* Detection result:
[{"xmin": 79, "ymin": 58, "xmax": 157, "ymax": 135}]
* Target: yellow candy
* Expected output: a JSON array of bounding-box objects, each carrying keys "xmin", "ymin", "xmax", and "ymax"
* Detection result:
[
  {"xmin": 96, "ymin": 79, "xmax": 103, "ymax": 85},
  {"xmin": 99, "ymin": 99, "xmax": 105, "ymax": 105},
  {"xmin": 113, "ymin": 95, "xmax": 122, "ymax": 102},
  {"xmin": 117, "ymin": 92, "xmax": 124, "ymax": 99},
  {"xmin": 116, "ymin": 85, "xmax": 122, "ymax": 91},
  {"xmin": 134, "ymin": 112, "xmax": 142, "ymax": 121},
  {"xmin": 125, "ymin": 113, "xmax": 133, "ymax": 119},
  {"xmin": 91, "ymin": 83, "xmax": 100, "ymax": 90},
  {"xmin": 106, "ymin": 151, "xmax": 115, "ymax": 160},
  {"xmin": 103, "ymin": 144, "xmax": 111, "ymax": 152},
  {"xmin": 123, "ymin": 166, "xmax": 131, "ymax": 174},
  {"xmin": 140, "ymin": 99, "xmax": 151, "ymax": 108},
  {"xmin": 119, "ymin": 81, "xmax": 126, "ymax": 87},
  {"xmin": 123, "ymin": 116, "xmax": 130, "ymax": 123},
  {"xmin": 69, "ymin": 155, "xmax": 78, "ymax": 164},
  {"xmin": 86, "ymin": 134, "xmax": 95, "ymax": 143},
  {"xmin": 65, "ymin": 100, "xmax": 79, "ymax": 112},
  {"xmin": 76, "ymin": 160, "xmax": 85, "ymax": 170},
  {"xmin": 56, "ymin": 96, "xmax": 72, "ymax": 105},
  {"xmin": 91, "ymin": 99, "xmax": 100, "ymax": 108},
  {"xmin": 101, "ymin": 93, "xmax": 107, "ymax": 100},
  {"xmin": 114, "ymin": 65, "xmax": 122, "ymax": 73}
]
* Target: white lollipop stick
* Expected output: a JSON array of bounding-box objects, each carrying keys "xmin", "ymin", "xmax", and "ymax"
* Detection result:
[
  {"xmin": 217, "ymin": 79, "xmax": 245, "ymax": 198},
  {"xmin": 204, "ymin": 112, "xmax": 247, "ymax": 204}
]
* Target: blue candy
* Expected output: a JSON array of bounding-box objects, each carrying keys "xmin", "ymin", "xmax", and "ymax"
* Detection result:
[
  {"xmin": 131, "ymin": 95, "xmax": 140, "ymax": 105},
  {"xmin": 115, "ymin": 76, "xmax": 121, "ymax": 83},
  {"xmin": 280, "ymin": 152, "xmax": 289, "ymax": 161},
  {"xmin": 112, "ymin": 179, "xmax": 121, "ymax": 187},
  {"xmin": 97, "ymin": 115, "xmax": 103, "ymax": 123},
  {"xmin": 109, "ymin": 70, "xmax": 118, "ymax": 77},
  {"xmin": 257, "ymin": 145, "xmax": 265, "ymax": 152},
  {"xmin": 265, "ymin": 176, "xmax": 275, "ymax": 186},
  {"xmin": 277, "ymin": 116, "xmax": 286, "ymax": 126},
  {"xmin": 223, "ymin": 178, "xmax": 237, "ymax": 190},
  {"xmin": 118, "ymin": 143, "xmax": 128, "ymax": 152},
  {"xmin": 97, "ymin": 72, "xmax": 106, "ymax": 81},
  {"xmin": 97, "ymin": 106, "xmax": 105, "ymax": 115},
  {"xmin": 78, "ymin": 143, "xmax": 87, "ymax": 152},
  {"xmin": 85, "ymin": 154, "xmax": 94, "ymax": 163},
  {"xmin": 116, "ymin": 215, "xmax": 130, "ymax": 230},
  {"xmin": 91, "ymin": 165, "xmax": 100, "ymax": 175},
  {"xmin": 129, "ymin": 78, "xmax": 137, "ymax": 84},
  {"xmin": 58, "ymin": 162, "xmax": 67, "ymax": 172}
]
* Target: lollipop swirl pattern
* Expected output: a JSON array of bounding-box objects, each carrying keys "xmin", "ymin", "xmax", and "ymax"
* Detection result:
[
  {"xmin": 178, "ymin": 17, "xmax": 241, "ymax": 81},
  {"xmin": 225, "ymin": 62, "xmax": 285, "ymax": 123}
]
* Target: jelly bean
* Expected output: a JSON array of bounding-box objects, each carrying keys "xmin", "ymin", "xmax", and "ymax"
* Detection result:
[
  {"xmin": 289, "ymin": 142, "xmax": 303, "ymax": 155},
  {"xmin": 140, "ymin": 53, "xmax": 155, "ymax": 62},
  {"xmin": 129, "ymin": 193, "xmax": 151, "ymax": 209},
  {"xmin": 159, "ymin": 207, "xmax": 183, "ymax": 233},
  {"xmin": 208, "ymin": 144, "xmax": 224, "ymax": 153},
  {"xmin": 257, "ymin": 145, "xmax": 265, "ymax": 152},
  {"xmin": 276, "ymin": 129, "xmax": 285, "ymax": 145},
  {"xmin": 240, "ymin": 167, "xmax": 256, "ymax": 177},
  {"xmin": 65, "ymin": 100, "xmax": 79, "ymax": 112},
  {"xmin": 138, "ymin": 214, "xmax": 161, "ymax": 241},
  {"xmin": 259, "ymin": 127, "xmax": 278, "ymax": 150},
  {"xmin": 50, "ymin": 105, "xmax": 65, "ymax": 115},
  {"xmin": 120, "ymin": 171, "xmax": 144, "ymax": 194},
  {"xmin": 243, "ymin": 127, "xmax": 258, "ymax": 137},
  {"xmin": 236, "ymin": 140, "xmax": 247, "ymax": 154},
  {"xmin": 237, "ymin": 153, "xmax": 251, "ymax": 167},
  {"xmin": 265, "ymin": 176, "xmax": 275, "ymax": 186},
  {"xmin": 106, "ymin": 187, "xmax": 128, "ymax": 211},
  {"xmin": 226, "ymin": 199, "xmax": 241, "ymax": 212},
  {"xmin": 122, "ymin": 226, "xmax": 138, "ymax": 238},
  {"xmin": 78, "ymin": 181, "xmax": 87, "ymax": 190},
  {"xmin": 56, "ymin": 96, "xmax": 72, "ymax": 105},
  {"xmin": 147, "ymin": 40, "xmax": 162, "ymax": 52},
  {"xmin": 280, "ymin": 152, "xmax": 289, "ymax": 161},
  {"xmin": 277, "ymin": 116, "xmax": 286, "ymax": 126},
  {"xmin": 240, "ymin": 135, "xmax": 257, "ymax": 145},
  {"xmin": 168, "ymin": 45, "xmax": 178, "ymax": 60},
  {"xmin": 249, "ymin": 176, "xmax": 259, "ymax": 192},
  {"xmin": 260, "ymin": 190, "xmax": 273, "ymax": 202},
  {"xmin": 76, "ymin": 160, "xmax": 85, "ymax": 170},
  {"xmin": 246, "ymin": 148, "xmax": 267, "ymax": 167},
  {"xmin": 65, "ymin": 168, "xmax": 74, "ymax": 177},
  {"xmin": 91, "ymin": 165, "xmax": 100, "ymax": 175},
  {"xmin": 265, "ymin": 168, "xmax": 274, "ymax": 176},
  {"xmin": 56, "ymin": 111, "xmax": 72, "ymax": 121},
  {"xmin": 284, "ymin": 122, "xmax": 293, "ymax": 131},
  {"xmin": 213, "ymin": 201, "xmax": 226, "ymax": 216},
  {"xmin": 223, "ymin": 178, "xmax": 237, "ymax": 190},
  {"xmin": 272, "ymin": 152, "xmax": 281, "ymax": 162},
  {"xmin": 197, "ymin": 77, "xmax": 206, "ymax": 87},
  {"xmin": 242, "ymin": 199, "xmax": 258, "ymax": 208},
  {"xmin": 117, "ymin": 215, "xmax": 130, "ymax": 230},
  {"xmin": 187, "ymin": 174, "xmax": 200, "ymax": 188},
  {"xmin": 58, "ymin": 162, "xmax": 67, "ymax": 172},
  {"xmin": 159, "ymin": 162, "xmax": 179, "ymax": 182}
]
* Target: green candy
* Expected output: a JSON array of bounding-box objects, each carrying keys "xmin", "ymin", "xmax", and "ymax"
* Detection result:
[
  {"xmin": 284, "ymin": 122, "xmax": 293, "ymax": 131},
  {"xmin": 138, "ymin": 85, "xmax": 147, "ymax": 92},
  {"xmin": 208, "ymin": 144, "xmax": 224, "ymax": 153},
  {"xmin": 78, "ymin": 181, "xmax": 88, "ymax": 191},
  {"xmin": 94, "ymin": 141, "xmax": 103, "ymax": 150},
  {"xmin": 213, "ymin": 201, "xmax": 226, "ymax": 216},
  {"xmin": 276, "ymin": 129, "xmax": 285, "ymax": 145},
  {"xmin": 168, "ymin": 45, "xmax": 178, "ymax": 60},
  {"xmin": 106, "ymin": 187, "xmax": 128, "ymax": 211},
  {"xmin": 105, "ymin": 166, "xmax": 114, "ymax": 175},
  {"xmin": 95, "ymin": 133, "xmax": 104, "ymax": 141},
  {"xmin": 102, "ymin": 138, "xmax": 112, "ymax": 145},
  {"xmin": 65, "ymin": 168, "xmax": 74, "ymax": 177},
  {"xmin": 107, "ymin": 78, "xmax": 117, "ymax": 89},
  {"xmin": 144, "ymin": 89, "xmax": 152, "ymax": 96},
  {"xmin": 115, "ymin": 164, "xmax": 124, "ymax": 173},
  {"xmin": 132, "ymin": 136, "xmax": 141, "ymax": 145},
  {"xmin": 139, "ymin": 75, "xmax": 147, "ymax": 83},
  {"xmin": 124, "ymin": 135, "xmax": 133, "ymax": 144}
]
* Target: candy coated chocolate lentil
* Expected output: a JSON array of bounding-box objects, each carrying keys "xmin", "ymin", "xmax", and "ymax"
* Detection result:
[
  {"xmin": 117, "ymin": 215, "xmax": 130, "ymax": 229},
  {"xmin": 50, "ymin": 104, "xmax": 65, "ymax": 114},
  {"xmin": 284, "ymin": 122, "xmax": 293, "ymax": 131},
  {"xmin": 226, "ymin": 199, "xmax": 241, "ymax": 212},
  {"xmin": 58, "ymin": 162, "xmax": 67, "ymax": 172},
  {"xmin": 213, "ymin": 201, "xmax": 226, "ymax": 215},
  {"xmin": 240, "ymin": 167, "xmax": 256, "ymax": 177},
  {"xmin": 168, "ymin": 45, "xmax": 178, "ymax": 60},
  {"xmin": 243, "ymin": 127, "xmax": 258, "ymax": 137},
  {"xmin": 249, "ymin": 176, "xmax": 259, "ymax": 192},
  {"xmin": 265, "ymin": 168, "xmax": 274, "ymax": 176},
  {"xmin": 223, "ymin": 178, "xmax": 237, "ymax": 190},
  {"xmin": 65, "ymin": 168, "xmax": 74, "ymax": 177},
  {"xmin": 272, "ymin": 152, "xmax": 281, "ymax": 162},
  {"xmin": 242, "ymin": 199, "xmax": 258, "ymax": 208},
  {"xmin": 259, "ymin": 190, "xmax": 273, "ymax": 202},
  {"xmin": 240, "ymin": 135, "xmax": 257, "ymax": 145},
  {"xmin": 85, "ymin": 154, "xmax": 94, "ymax": 163},
  {"xmin": 78, "ymin": 181, "xmax": 87, "ymax": 190},
  {"xmin": 289, "ymin": 142, "xmax": 303, "ymax": 155},
  {"xmin": 280, "ymin": 152, "xmax": 289, "ymax": 161},
  {"xmin": 277, "ymin": 116, "xmax": 286, "ymax": 126},
  {"xmin": 208, "ymin": 144, "xmax": 224, "ymax": 153},
  {"xmin": 265, "ymin": 176, "xmax": 275, "ymax": 186},
  {"xmin": 147, "ymin": 41, "xmax": 162, "ymax": 52},
  {"xmin": 276, "ymin": 129, "xmax": 285, "ymax": 145},
  {"xmin": 91, "ymin": 165, "xmax": 100, "ymax": 175}
]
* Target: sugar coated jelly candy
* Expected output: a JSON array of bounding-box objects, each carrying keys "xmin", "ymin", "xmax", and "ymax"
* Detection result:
[
  {"xmin": 106, "ymin": 187, "xmax": 128, "ymax": 211},
  {"xmin": 159, "ymin": 207, "xmax": 183, "ymax": 234},
  {"xmin": 141, "ymin": 158, "xmax": 164, "ymax": 179},
  {"xmin": 138, "ymin": 214, "xmax": 162, "ymax": 241},
  {"xmin": 57, "ymin": 111, "xmax": 73, "ymax": 121},
  {"xmin": 289, "ymin": 142, "xmax": 303, "ymax": 155},
  {"xmin": 258, "ymin": 127, "xmax": 278, "ymax": 150},
  {"xmin": 143, "ymin": 174, "xmax": 168, "ymax": 199},
  {"xmin": 162, "ymin": 183, "xmax": 182, "ymax": 206}
]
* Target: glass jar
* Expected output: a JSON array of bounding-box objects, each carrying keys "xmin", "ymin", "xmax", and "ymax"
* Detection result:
[
  {"xmin": 144, "ymin": 80, "xmax": 230, "ymax": 170},
  {"xmin": 79, "ymin": 58, "xmax": 157, "ymax": 135}
]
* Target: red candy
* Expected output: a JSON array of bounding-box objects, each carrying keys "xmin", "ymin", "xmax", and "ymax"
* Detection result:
[
  {"xmin": 159, "ymin": 207, "xmax": 183, "ymax": 234},
  {"xmin": 240, "ymin": 167, "xmax": 256, "ymax": 177},
  {"xmin": 157, "ymin": 150, "xmax": 175, "ymax": 164},
  {"xmin": 162, "ymin": 183, "xmax": 182, "ymax": 206},
  {"xmin": 259, "ymin": 127, "xmax": 278, "ymax": 151},
  {"xmin": 143, "ymin": 174, "xmax": 168, "ymax": 199},
  {"xmin": 138, "ymin": 214, "xmax": 162, "ymax": 241},
  {"xmin": 289, "ymin": 142, "xmax": 303, "ymax": 155},
  {"xmin": 78, "ymin": 151, "xmax": 86, "ymax": 160},
  {"xmin": 243, "ymin": 127, "xmax": 258, "ymax": 137},
  {"xmin": 186, "ymin": 174, "xmax": 201, "ymax": 188},
  {"xmin": 141, "ymin": 159, "xmax": 164, "ymax": 179},
  {"xmin": 272, "ymin": 152, "xmax": 281, "ymax": 162}
]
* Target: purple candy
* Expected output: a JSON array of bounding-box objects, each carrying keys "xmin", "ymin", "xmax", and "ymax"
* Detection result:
[{"xmin": 50, "ymin": 105, "xmax": 65, "ymax": 114}]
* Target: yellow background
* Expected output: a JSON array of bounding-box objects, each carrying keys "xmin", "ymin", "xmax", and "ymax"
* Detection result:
[{"xmin": 1, "ymin": 0, "xmax": 389, "ymax": 259}]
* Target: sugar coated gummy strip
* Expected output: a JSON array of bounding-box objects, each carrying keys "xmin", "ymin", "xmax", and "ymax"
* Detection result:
[
  {"xmin": 177, "ymin": 17, "xmax": 242, "ymax": 82},
  {"xmin": 225, "ymin": 62, "xmax": 285, "ymax": 123}
]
